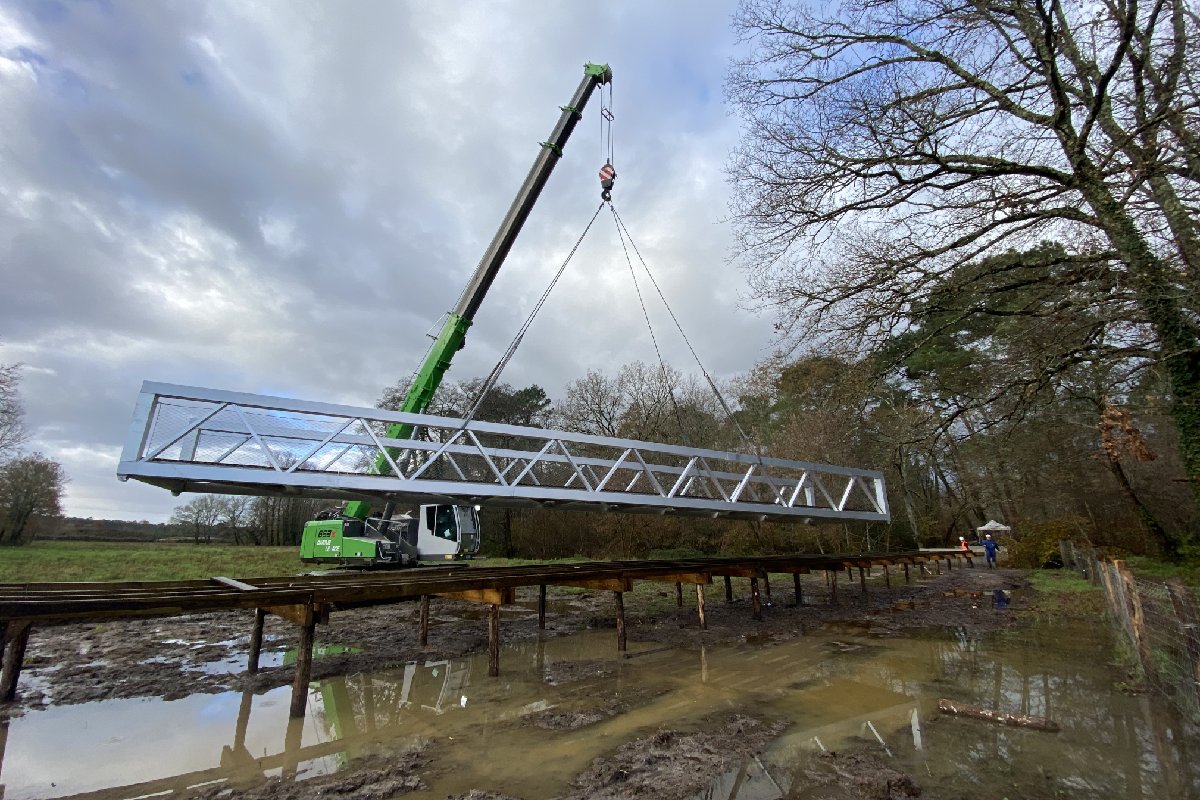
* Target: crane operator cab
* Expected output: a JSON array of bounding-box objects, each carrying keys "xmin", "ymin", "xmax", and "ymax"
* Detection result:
[{"xmin": 300, "ymin": 503, "xmax": 480, "ymax": 567}]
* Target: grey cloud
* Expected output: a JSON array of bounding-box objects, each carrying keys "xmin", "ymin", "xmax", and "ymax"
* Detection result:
[{"xmin": 2, "ymin": 1, "xmax": 774, "ymax": 521}]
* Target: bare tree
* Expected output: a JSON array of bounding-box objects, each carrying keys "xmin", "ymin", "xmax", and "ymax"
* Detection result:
[
  {"xmin": 248, "ymin": 494, "xmax": 322, "ymax": 546},
  {"xmin": 558, "ymin": 361, "xmax": 726, "ymax": 446},
  {"xmin": 0, "ymin": 453, "xmax": 67, "ymax": 545},
  {"xmin": 169, "ymin": 495, "xmax": 226, "ymax": 545},
  {"xmin": 557, "ymin": 369, "xmax": 625, "ymax": 437},
  {"xmin": 728, "ymin": 0, "xmax": 1200, "ymax": 547},
  {"xmin": 217, "ymin": 495, "xmax": 255, "ymax": 544},
  {"xmin": 0, "ymin": 358, "xmax": 28, "ymax": 461}
]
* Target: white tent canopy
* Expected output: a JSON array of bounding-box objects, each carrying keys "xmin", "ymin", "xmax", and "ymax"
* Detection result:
[{"xmin": 976, "ymin": 519, "xmax": 1011, "ymax": 535}]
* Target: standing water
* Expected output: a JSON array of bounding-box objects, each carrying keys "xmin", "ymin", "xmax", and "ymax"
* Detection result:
[{"xmin": 0, "ymin": 614, "xmax": 1195, "ymax": 799}]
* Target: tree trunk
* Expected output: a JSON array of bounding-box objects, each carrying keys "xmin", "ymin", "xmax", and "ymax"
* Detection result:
[
  {"xmin": 1104, "ymin": 455, "xmax": 1177, "ymax": 555},
  {"xmin": 1077, "ymin": 164, "xmax": 1200, "ymax": 555}
]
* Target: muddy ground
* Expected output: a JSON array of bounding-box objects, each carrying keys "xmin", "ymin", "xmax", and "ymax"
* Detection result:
[{"xmin": 9, "ymin": 563, "xmax": 1032, "ymax": 799}]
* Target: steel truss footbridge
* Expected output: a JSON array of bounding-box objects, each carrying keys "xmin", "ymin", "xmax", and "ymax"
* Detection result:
[{"xmin": 118, "ymin": 382, "xmax": 890, "ymax": 524}]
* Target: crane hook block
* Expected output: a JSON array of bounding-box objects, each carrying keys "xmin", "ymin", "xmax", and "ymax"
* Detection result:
[{"xmin": 599, "ymin": 162, "xmax": 617, "ymax": 202}]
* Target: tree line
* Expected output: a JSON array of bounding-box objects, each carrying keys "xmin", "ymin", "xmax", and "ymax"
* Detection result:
[{"xmin": 166, "ymin": 330, "xmax": 1196, "ymax": 564}]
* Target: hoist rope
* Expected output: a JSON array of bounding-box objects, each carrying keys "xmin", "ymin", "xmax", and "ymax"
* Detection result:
[
  {"xmin": 600, "ymin": 81, "xmax": 615, "ymax": 167},
  {"xmin": 462, "ymin": 201, "xmax": 606, "ymax": 425},
  {"xmin": 608, "ymin": 204, "xmax": 693, "ymax": 446},
  {"xmin": 608, "ymin": 205, "xmax": 759, "ymax": 452}
]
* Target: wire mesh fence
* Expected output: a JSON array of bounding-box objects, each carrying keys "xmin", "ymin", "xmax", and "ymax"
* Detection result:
[{"xmin": 1062, "ymin": 540, "xmax": 1200, "ymax": 723}]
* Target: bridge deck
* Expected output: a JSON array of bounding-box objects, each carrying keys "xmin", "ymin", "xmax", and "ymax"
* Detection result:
[{"xmin": 0, "ymin": 550, "xmax": 976, "ymax": 717}]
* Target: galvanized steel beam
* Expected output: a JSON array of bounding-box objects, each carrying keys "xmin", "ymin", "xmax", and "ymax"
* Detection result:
[{"xmin": 117, "ymin": 382, "xmax": 890, "ymax": 524}]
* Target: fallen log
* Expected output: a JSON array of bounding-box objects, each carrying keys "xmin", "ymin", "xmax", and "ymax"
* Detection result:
[{"xmin": 937, "ymin": 699, "xmax": 1060, "ymax": 732}]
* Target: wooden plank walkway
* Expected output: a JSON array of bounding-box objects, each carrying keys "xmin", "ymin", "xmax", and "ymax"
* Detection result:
[{"xmin": 0, "ymin": 549, "xmax": 976, "ymax": 716}]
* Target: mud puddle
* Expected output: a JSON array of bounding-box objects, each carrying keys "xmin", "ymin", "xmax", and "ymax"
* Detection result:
[
  {"xmin": 696, "ymin": 619, "xmax": 1200, "ymax": 799},
  {"xmin": 3, "ymin": 613, "xmax": 1197, "ymax": 799}
]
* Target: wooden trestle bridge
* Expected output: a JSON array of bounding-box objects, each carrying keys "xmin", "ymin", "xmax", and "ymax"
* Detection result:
[{"xmin": 0, "ymin": 550, "xmax": 976, "ymax": 717}]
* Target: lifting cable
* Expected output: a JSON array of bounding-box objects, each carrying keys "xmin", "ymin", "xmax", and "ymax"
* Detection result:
[
  {"xmin": 607, "ymin": 204, "xmax": 758, "ymax": 453},
  {"xmin": 599, "ymin": 81, "xmax": 615, "ymax": 171},
  {"xmin": 462, "ymin": 201, "xmax": 607, "ymax": 424},
  {"xmin": 608, "ymin": 204, "xmax": 694, "ymax": 446}
]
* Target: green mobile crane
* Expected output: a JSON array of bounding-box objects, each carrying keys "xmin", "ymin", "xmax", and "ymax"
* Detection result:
[{"xmin": 300, "ymin": 62, "xmax": 613, "ymax": 566}]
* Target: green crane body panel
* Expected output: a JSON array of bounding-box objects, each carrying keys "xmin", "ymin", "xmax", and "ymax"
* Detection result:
[{"xmin": 301, "ymin": 519, "xmax": 377, "ymax": 561}]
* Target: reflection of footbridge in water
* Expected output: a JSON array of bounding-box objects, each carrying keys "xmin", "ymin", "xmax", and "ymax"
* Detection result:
[{"xmin": 9, "ymin": 635, "xmax": 931, "ymax": 800}]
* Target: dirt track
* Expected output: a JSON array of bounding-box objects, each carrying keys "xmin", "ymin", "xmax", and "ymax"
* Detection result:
[{"xmin": 8, "ymin": 563, "xmax": 1032, "ymax": 799}]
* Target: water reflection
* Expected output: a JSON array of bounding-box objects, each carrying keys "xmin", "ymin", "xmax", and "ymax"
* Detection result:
[
  {"xmin": 696, "ymin": 621, "xmax": 1200, "ymax": 800},
  {"xmin": 0, "ymin": 620, "xmax": 1196, "ymax": 799}
]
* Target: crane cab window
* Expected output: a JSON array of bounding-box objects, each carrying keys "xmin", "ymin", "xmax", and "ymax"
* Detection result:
[
  {"xmin": 455, "ymin": 506, "xmax": 478, "ymax": 534},
  {"xmin": 426, "ymin": 505, "xmax": 458, "ymax": 541}
]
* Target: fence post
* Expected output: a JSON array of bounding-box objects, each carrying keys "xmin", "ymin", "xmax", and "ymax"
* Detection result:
[
  {"xmin": 1098, "ymin": 560, "xmax": 1119, "ymax": 619},
  {"xmin": 1071, "ymin": 541, "xmax": 1086, "ymax": 579},
  {"xmin": 1109, "ymin": 560, "xmax": 1136, "ymax": 643},
  {"xmin": 1114, "ymin": 560, "xmax": 1156, "ymax": 684}
]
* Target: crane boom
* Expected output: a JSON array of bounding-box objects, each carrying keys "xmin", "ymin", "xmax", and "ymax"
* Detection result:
[{"xmin": 343, "ymin": 62, "xmax": 612, "ymax": 521}]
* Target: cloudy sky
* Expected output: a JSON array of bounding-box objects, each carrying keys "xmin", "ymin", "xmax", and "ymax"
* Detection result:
[{"xmin": 1, "ymin": 0, "xmax": 777, "ymax": 522}]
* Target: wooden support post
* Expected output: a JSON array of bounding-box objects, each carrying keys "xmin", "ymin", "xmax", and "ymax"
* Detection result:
[
  {"xmin": 696, "ymin": 584, "xmax": 707, "ymax": 630},
  {"xmin": 750, "ymin": 578, "xmax": 762, "ymax": 621},
  {"xmin": 794, "ymin": 573, "xmax": 803, "ymax": 606},
  {"xmin": 830, "ymin": 570, "xmax": 838, "ymax": 604},
  {"xmin": 419, "ymin": 595, "xmax": 430, "ymax": 647},
  {"xmin": 1115, "ymin": 560, "xmax": 1155, "ymax": 683},
  {"xmin": 935, "ymin": 559, "xmax": 942, "ymax": 574},
  {"xmin": 947, "ymin": 557, "xmax": 953, "ymax": 571},
  {"xmin": 282, "ymin": 715, "xmax": 304, "ymax": 779},
  {"xmin": 0, "ymin": 716, "xmax": 9, "ymax": 777},
  {"xmin": 289, "ymin": 611, "xmax": 316, "ymax": 718},
  {"xmin": 763, "ymin": 574, "xmax": 773, "ymax": 606},
  {"xmin": 884, "ymin": 564, "xmax": 891, "ymax": 589},
  {"xmin": 247, "ymin": 608, "xmax": 266, "ymax": 674},
  {"xmin": 676, "ymin": 582, "xmax": 684, "ymax": 607},
  {"xmin": 538, "ymin": 584, "xmax": 547, "ymax": 630},
  {"xmin": 0, "ymin": 621, "xmax": 31, "ymax": 702},
  {"xmin": 858, "ymin": 566, "xmax": 867, "ymax": 598},
  {"xmin": 488, "ymin": 603, "xmax": 501, "ymax": 677},
  {"xmin": 234, "ymin": 690, "xmax": 253, "ymax": 751},
  {"xmin": 846, "ymin": 566, "xmax": 854, "ymax": 580},
  {"xmin": 903, "ymin": 562, "xmax": 910, "ymax": 583},
  {"xmin": 615, "ymin": 592, "xmax": 627, "ymax": 652},
  {"xmin": 724, "ymin": 575, "xmax": 733, "ymax": 603}
]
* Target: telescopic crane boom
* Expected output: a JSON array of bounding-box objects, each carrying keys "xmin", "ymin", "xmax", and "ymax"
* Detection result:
[{"xmin": 340, "ymin": 63, "xmax": 613, "ymax": 523}]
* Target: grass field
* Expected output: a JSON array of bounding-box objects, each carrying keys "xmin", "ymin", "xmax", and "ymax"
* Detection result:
[
  {"xmin": 0, "ymin": 541, "xmax": 316, "ymax": 583},
  {"xmin": 0, "ymin": 542, "xmax": 592, "ymax": 584}
]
